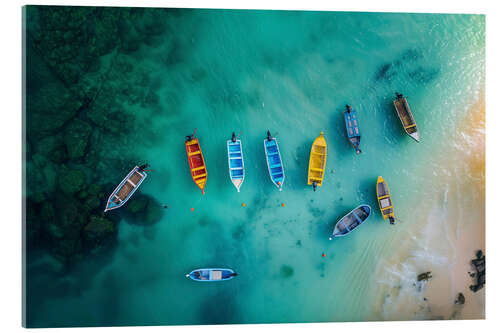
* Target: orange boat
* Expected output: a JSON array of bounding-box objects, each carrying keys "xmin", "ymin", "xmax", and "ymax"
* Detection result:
[{"xmin": 185, "ymin": 130, "xmax": 207, "ymax": 194}]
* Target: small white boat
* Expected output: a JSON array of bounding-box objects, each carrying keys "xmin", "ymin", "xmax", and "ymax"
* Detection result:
[
  {"xmin": 104, "ymin": 165, "xmax": 148, "ymax": 212},
  {"xmin": 227, "ymin": 132, "xmax": 245, "ymax": 192}
]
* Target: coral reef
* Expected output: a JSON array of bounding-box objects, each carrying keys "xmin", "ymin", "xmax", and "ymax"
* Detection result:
[{"xmin": 24, "ymin": 6, "xmax": 173, "ymax": 267}]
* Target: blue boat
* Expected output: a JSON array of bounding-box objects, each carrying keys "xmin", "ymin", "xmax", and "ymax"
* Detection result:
[
  {"xmin": 104, "ymin": 165, "xmax": 148, "ymax": 212},
  {"xmin": 264, "ymin": 130, "xmax": 284, "ymax": 191},
  {"xmin": 329, "ymin": 205, "xmax": 372, "ymax": 239},
  {"xmin": 185, "ymin": 268, "xmax": 238, "ymax": 282},
  {"xmin": 343, "ymin": 105, "xmax": 362, "ymax": 154},
  {"xmin": 227, "ymin": 132, "xmax": 245, "ymax": 192}
]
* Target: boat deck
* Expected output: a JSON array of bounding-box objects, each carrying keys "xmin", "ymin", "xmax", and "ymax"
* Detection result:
[{"xmin": 394, "ymin": 99, "xmax": 418, "ymax": 134}]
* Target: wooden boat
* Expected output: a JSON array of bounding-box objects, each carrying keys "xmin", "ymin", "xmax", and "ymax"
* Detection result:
[
  {"xmin": 185, "ymin": 268, "xmax": 238, "ymax": 282},
  {"xmin": 307, "ymin": 132, "xmax": 327, "ymax": 191},
  {"xmin": 343, "ymin": 105, "xmax": 362, "ymax": 154},
  {"xmin": 376, "ymin": 176, "xmax": 395, "ymax": 224},
  {"xmin": 185, "ymin": 130, "xmax": 207, "ymax": 194},
  {"xmin": 104, "ymin": 165, "xmax": 148, "ymax": 212},
  {"xmin": 394, "ymin": 92, "xmax": 420, "ymax": 142},
  {"xmin": 264, "ymin": 131, "xmax": 284, "ymax": 191},
  {"xmin": 227, "ymin": 132, "xmax": 245, "ymax": 192},
  {"xmin": 329, "ymin": 205, "xmax": 372, "ymax": 239}
]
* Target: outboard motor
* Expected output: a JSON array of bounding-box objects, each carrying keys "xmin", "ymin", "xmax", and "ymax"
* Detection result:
[
  {"xmin": 231, "ymin": 132, "xmax": 237, "ymax": 143},
  {"xmin": 313, "ymin": 181, "xmax": 317, "ymax": 192},
  {"xmin": 345, "ymin": 104, "xmax": 352, "ymax": 113},
  {"xmin": 185, "ymin": 135, "xmax": 193, "ymax": 142},
  {"xmin": 267, "ymin": 130, "xmax": 272, "ymax": 141},
  {"xmin": 138, "ymin": 163, "xmax": 150, "ymax": 171},
  {"xmin": 389, "ymin": 216, "xmax": 395, "ymax": 225}
]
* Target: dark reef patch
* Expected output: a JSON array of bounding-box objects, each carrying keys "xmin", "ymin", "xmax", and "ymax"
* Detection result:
[
  {"xmin": 280, "ymin": 265, "xmax": 294, "ymax": 278},
  {"xmin": 197, "ymin": 290, "xmax": 240, "ymax": 325},
  {"xmin": 232, "ymin": 223, "xmax": 247, "ymax": 241},
  {"xmin": 408, "ymin": 66, "xmax": 440, "ymax": 83},
  {"xmin": 124, "ymin": 193, "xmax": 164, "ymax": 226},
  {"xmin": 375, "ymin": 63, "xmax": 397, "ymax": 82}
]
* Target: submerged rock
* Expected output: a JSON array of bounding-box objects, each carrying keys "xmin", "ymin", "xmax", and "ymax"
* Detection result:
[
  {"xmin": 280, "ymin": 265, "xmax": 294, "ymax": 278},
  {"xmin": 455, "ymin": 292, "xmax": 465, "ymax": 305},
  {"xmin": 58, "ymin": 167, "xmax": 85, "ymax": 195},
  {"xmin": 417, "ymin": 271, "xmax": 432, "ymax": 281},
  {"xmin": 125, "ymin": 193, "xmax": 164, "ymax": 226},
  {"xmin": 64, "ymin": 119, "xmax": 92, "ymax": 160}
]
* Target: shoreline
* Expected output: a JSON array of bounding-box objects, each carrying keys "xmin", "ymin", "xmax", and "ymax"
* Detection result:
[{"xmin": 370, "ymin": 92, "xmax": 485, "ymax": 321}]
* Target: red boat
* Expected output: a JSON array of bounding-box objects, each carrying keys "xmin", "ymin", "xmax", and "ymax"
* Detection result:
[{"xmin": 185, "ymin": 130, "xmax": 207, "ymax": 194}]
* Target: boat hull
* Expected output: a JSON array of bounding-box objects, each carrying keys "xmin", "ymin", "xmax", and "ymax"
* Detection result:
[
  {"xmin": 104, "ymin": 166, "xmax": 147, "ymax": 212},
  {"xmin": 307, "ymin": 132, "xmax": 327, "ymax": 188},
  {"xmin": 394, "ymin": 95, "xmax": 420, "ymax": 142},
  {"xmin": 376, "ymin": 176, "xmax": 395, "ymax": 221},
  {"xmin": 227, "ymin": 139, "xmax": 245, "ymax": 192},
  {"xmin": 186, "ymin": 268, "xmax": 236, "ymax": 282},
  {"xmin": 343, "ymin": 108, "xmax": 362, "ymax": 153},
  {"xmin": 330, "ymin": 205, "xmax": 372, "ymax": 239},
  {"xmin": 264, "ymin": 137, "xmax": 284, "ymax": 190},
  {"xmin": 185, "ymin": 137, "xmax": 207, "ymax": 194}
]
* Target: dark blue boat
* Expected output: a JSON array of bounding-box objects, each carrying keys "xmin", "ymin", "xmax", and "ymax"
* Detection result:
[
  {"xmin": 329, "ymin": 205, "xmax": 372, "ymax": 239},
  {"xmin": 185, "ymin": 268, "xmax": 238, "ymax": 282},
  {"xmin": 343, "ymin": 105, "xmax": 362, "ymax": 154},
  {"xmin": 264, "ymin": 130, "xmax": 284, "ymax": 191}
]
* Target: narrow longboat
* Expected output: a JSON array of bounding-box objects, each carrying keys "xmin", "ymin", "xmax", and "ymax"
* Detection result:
[
  {"xmin": 104, "ymin": 165, "xmax": 148, "ymax": 212},
  {"xmin": 307, "ymin": 132, "xmax": 327, "ymax": 191},
  {"xmin": 394, "ymin": 92, "xmax": 420, "ymax": 142},
  {"xmin": 264, "ymin": 130, "xmax": 284, "ymax": 191},
  {"xmin": 185, "ymin": 268, "xmax": 238, "ymax": 282},
  {"xmin": 329, "ymin": 205, "xmax": 372, "ymax": 239},
  {"xmin": 343, "ymin": 105, "xmax": 362, "ymax": 154},
  {"xmin": 185, "ymin": 130, "xmax": 207, "ymax": 194},
  {"xmin": 227, "ymin": 132, "xmax": 245, "ymax": 192},
  {"xmin": 376, "ymin": 176, "xmax": 395, "ymax": 224}
]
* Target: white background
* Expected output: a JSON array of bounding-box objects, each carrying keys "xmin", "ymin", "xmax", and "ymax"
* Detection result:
[{"xmin": 0, "ymin": 0, "xmax": 498, "ymax": 332}]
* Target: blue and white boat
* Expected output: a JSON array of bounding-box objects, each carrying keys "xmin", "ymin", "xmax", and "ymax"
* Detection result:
[
  {"xmin": 227, "ymin": 132, "xmax": 245, "ymax": 192},
  {"xmin": 185, "ymin": 268, "xmax": 238, "ymax": 282},
  {"xmin": 343, "ymin": 104, "xmax": 362, "ymax": 154},
  {"xmin": 264, "ymin": 130, "xmax": 284, "ymax": 191},
  {"xmin": 329, "ymin": 205, "xmax": 372, "ymax": 239},
  {"xmin": 104, "ymin": 165, "xmax": 148, "ymax": 212}
]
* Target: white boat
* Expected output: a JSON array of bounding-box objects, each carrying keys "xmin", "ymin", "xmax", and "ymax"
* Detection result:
[{"xmin": 104, "ymin": 165, "xmax": 148, "ymax": 212}]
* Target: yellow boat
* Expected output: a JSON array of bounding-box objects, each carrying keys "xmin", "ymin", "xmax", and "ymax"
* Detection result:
[
  {"xmin": 307, "ymin": 132, "xmax": 327, "ymax": 191},
  {"xmin": 376, "ymin": 176, "xmax": 395, "ymax": 224}
]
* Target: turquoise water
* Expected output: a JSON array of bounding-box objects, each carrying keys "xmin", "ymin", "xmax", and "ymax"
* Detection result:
[{"xmin": 25, "ymin": 8, "xmax": 484, "ymax": 326}]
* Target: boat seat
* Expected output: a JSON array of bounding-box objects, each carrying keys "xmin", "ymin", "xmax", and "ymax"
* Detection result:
[
  {"xmin": 191, "ymin": 166, "xmax": 205, "ymax": 172},
  {"xmin": 127, "ymin": 179, "xmax": 137, "ymax": 187},
  {"xmin": 193, "ymin": 173, "xmax": 207, "ymax": 180},
  {"xmin": 211, "ymin": 270, "xmax": 222, "ymax": 280},
  {"xmin": 188, "ymin": 151, "xmax": 201, "ymax": 156},
  {"xmin": 404, "ymin": 124, "xmax": 417, "ymax": 129},
  {"xmin": 311, "ymin": 167, "xmax": 323, "ymax": 172}
]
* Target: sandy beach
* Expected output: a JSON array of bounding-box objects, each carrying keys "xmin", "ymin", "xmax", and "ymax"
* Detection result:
[{"xmin": 371, "ymin": 93, "xmax": 485, "ymax": 321}]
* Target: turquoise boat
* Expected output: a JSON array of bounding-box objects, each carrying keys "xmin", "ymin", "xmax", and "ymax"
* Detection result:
[
  {"xmin": 185, "ymin": 268, "xmax": 238, "ymax": 282},
  {"xmin": 104, "ymin": 165, "xmax": 148, "ymax": 212},
  {"xmin": 329, "ymin": 205, "xmax": 372, "ymax": 239},
  {"xmin": 343, "ymin": 104, "xmax": 362, "ymax": 154},
  {"xmin": 264, "ymin": 130, "xmax": 284, "ymax": 191},
  {"xmin": 227, "ymin": 132, "xmax": 245, "ymax": 192}
]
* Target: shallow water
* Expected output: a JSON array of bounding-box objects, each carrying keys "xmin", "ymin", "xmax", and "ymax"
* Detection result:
[{"xmin": 24, "ymin": 8, "xmax": 484, "ymax": 326}]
